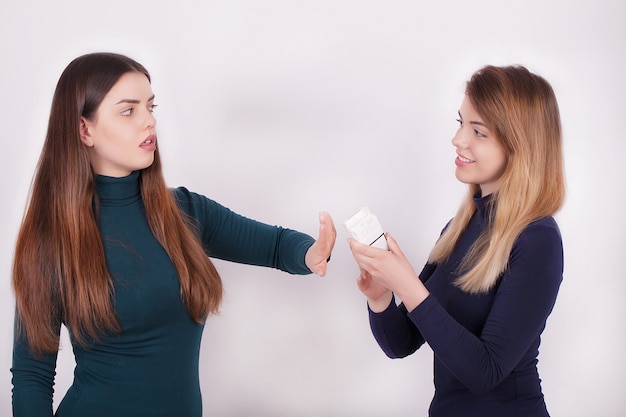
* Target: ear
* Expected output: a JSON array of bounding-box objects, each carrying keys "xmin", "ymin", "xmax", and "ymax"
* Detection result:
[{"xmin": 79, "ymin": 117, "xmax": 93, "ymax": 147}]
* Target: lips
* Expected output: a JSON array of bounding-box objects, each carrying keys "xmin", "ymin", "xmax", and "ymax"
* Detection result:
[
  {"xmin": 455, "ymin": 154, "xmax": 475, "ymax": 167},
  {"xmin": 140, "ymin": 135, "xmax": 157, "ymax": 151}
]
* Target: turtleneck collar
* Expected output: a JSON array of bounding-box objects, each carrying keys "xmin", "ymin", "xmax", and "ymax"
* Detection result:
[
  {"xmin": 473, "ymin": 190, "xmax": 495, "ymax": 220},
  {"xmin": 94, "ymin": 171, "xmax": 141, "ymax": 206}
]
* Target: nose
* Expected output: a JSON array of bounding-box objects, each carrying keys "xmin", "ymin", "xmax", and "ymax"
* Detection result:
[
  {"xmin": 145, "ymin": 110, "xmax": 157, "ymax": 129},
  {"xmin": 451, "ymin": 129, "xmax": 468, "ymax": 149}
]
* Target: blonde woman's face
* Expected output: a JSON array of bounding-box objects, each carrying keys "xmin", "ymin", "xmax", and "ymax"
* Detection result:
[
  {"xmin": 451, "ymin": 96, "xmax": 506, "ymax": 196},
  {"xmin": 79, "ymin": 72, "xmax": 157, "ymax": 177}
]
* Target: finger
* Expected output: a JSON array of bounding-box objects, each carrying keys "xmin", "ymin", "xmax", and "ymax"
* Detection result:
[
  {"xmin": 356, "ymin": 275, "xmax": 366, "ymax": 292},
  {"xmin": 319, "ymin": 211, "xmax": 335, "ymax": 230},
  {"xmin": 347, "ymin": 237, "xmax": 374, "ymax": 253},
  {"xmin": 385, "ymin": 233, "xmax": 405, "ymax": 257},
  {"xmin": 346, "ymin": 238, "xmax": 364, "ymax": 254},
  {"xmin": 350, "ymin": 238, "xmax": 387, "ymax": 259},
  {"xmin": 356, "ymin": 274, "xmax": 369, "ymax": 291},
  {"xmin": 347, "ymin": 240, "xmax": 373, "ymax": 267},
  {"xmin": 318, "ymin": 212, "xmax": 337, "ymax": 251},
  {"xmin": 320, "ymin": 211, "xmax": 336, "ymax": 235},
  {"xmin": 356, "ymin": 270, "xmax": 371, "ymax": 288},
  {"xmin": 386, "ymin": 233, "xmax": 398, "ymax": 251}
]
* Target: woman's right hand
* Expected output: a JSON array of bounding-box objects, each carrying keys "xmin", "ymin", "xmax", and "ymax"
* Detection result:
[{"xmin": 356, "ymin": 270, "xmax": 393, "ymax": 313}]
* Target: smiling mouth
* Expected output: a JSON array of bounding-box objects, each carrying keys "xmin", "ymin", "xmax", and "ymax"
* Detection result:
[{"xmin": 457, "ymin": 155, "xmax": 475, "ymax": 163}]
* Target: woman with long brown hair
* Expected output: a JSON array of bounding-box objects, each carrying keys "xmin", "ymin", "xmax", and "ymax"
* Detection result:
[
  {"xmin": 11, "ymin": 52, "xmax": 336, "ymax": 417},
  {"xmin": 348, "ymin": 65, "xmax": 564, "ymax": 416}
]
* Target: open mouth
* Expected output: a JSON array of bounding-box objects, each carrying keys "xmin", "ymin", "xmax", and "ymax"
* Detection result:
[{"xmin": 141, "ymin": 135, "xmax": 156, "ymax": 147}]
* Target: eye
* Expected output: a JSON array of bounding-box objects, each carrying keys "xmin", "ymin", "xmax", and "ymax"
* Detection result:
[
  {"xmin": 121, "ymin": 108, "xmax": 134, "ymax": 116},
  {"xmin": 474, "ymin": 129, "xmax": 486, "ymax": 138},
  {"xmin": 149, "ymin": 104, "xmax": 158, "ymax": 113},
  {"xmin": 456, "ymin": 118, "xmax": 463, "ymax": 127}
]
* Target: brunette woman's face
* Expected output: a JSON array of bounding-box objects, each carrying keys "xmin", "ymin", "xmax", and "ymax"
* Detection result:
[
  {"xmin": 451, "ymin": 96, "xmax": 506, "ymax": 196},
  {"xmin": 80, "ymin": 71, "xmax": 157, "ymax": 177}
]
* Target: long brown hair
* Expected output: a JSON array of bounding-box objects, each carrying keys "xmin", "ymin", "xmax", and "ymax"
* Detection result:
[
  {"xmin": 428, "ymin": 65, "xmax": 565, "ymax": 293},
  {"xmin": 13, "ymin": 52, "xmax": 222, "ymax": 356}
]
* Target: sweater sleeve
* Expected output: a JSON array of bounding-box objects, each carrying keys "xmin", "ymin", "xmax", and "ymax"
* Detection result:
[
  {"xmin": 407, "ymin": 221, "xmax": 563, "ymax": 394},
  {"xmin": 11, "ymin": 319, "xmax": 59, "ymax": 417},
  {"xmin": 173, "ymin": 187, "xmax": 314, "ymax": 274},
  {"xmin": 368, "ymin": 263, "xmax": 436, "ymax": 357},
  {"xmin": 368, "ymin": 299, "xmax": 427, "ymax": 358}
]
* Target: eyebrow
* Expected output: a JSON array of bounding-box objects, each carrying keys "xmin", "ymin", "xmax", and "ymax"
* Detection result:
[
  {"xmin": 115, "ymin": 94, "xmax": 155, "ymax": 105},
  {"xmin": 458, "ymin": 110, "xmax": 487, "ymax": 127}
]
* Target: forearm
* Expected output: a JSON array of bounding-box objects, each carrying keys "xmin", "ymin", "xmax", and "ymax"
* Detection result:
[
  {"xmin": 367, "ymin": 290, "xmax": 393, "ymax": 313},
  {"xmin": 393, "ymin": 276, "xmax": 430, "ymax": 312},
  {"xmin": 174, "ymin": 187, "xmax": 315, "ymax": 274},
  {"xmin": 408, "ymin": 295, "xmax": 506, "ymax": 393},
  {"xmin": 11, "ymin": 335, "xmax": 58, "ymax": 416},
  {"xmin": 369, "ymin": 297, "xmax": 426, "ymax": 358}
]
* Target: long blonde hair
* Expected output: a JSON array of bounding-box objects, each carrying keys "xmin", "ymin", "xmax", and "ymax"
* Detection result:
[
  {"xmin": 13, "ymin": 53, "xmax": 222, "ymax": 356},
  {"xmin": 428, "ymin": 65, "xmax": 565, "ymax": 293}
]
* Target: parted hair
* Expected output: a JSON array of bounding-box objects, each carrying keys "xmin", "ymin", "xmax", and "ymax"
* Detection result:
[
  {"xmin": 13, "ymin": 52, "xmax": 222, "ymax": 356},
  {"xmin": 428, "ymin": 65, "xmax": 565, "ymax": 293}
]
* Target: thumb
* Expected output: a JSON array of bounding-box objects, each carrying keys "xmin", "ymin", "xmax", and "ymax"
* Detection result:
[{"xmin": 385, "ymin": 233, "xmax": 403, "ymax": 255}]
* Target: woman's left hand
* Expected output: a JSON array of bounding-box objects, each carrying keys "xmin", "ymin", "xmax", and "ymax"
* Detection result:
[
  {"xmin": 348, "ymin": 233, "xmax": 428, "ymax": 311},
  {"xmin": 305, "ymin": 211, "xmax": 337, "ymax": 276}
]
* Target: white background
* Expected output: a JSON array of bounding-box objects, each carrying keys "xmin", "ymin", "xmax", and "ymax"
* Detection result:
[{"xmin": 1, "ymin": 1, "xmax": 624, "ymax": 416}]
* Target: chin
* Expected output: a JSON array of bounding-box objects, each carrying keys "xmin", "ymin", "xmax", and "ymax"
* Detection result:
[
  {"xmin": 138, "ymin": 158, "xmax": 156, "ymax": 171},
  {"xmin": 454, "ymin": 172, "xmax": 474, "ymax": 186}
]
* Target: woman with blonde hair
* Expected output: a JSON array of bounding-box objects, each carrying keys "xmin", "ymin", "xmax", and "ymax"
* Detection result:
[
  {"xmin": 348, "ymin": 65, "xmax": 564, "ymax": 416},
  {"xmin": 11, "ymin": 52, "xmax": 336, "ymax": 417}
]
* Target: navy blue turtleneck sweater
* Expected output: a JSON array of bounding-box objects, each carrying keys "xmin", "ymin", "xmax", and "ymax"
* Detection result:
[
  {"xmin": 11, "ymin": 171, "xmax": 315, "ymax": 417},
  {"xmin": 369, "ymin": 194, "xmax": 563, "ymax": 417}
]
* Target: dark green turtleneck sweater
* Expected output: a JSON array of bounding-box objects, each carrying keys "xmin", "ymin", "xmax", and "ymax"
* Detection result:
[{"xmin": 12, "ymin": 171, "xmax": 314, "ymax": 417}]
